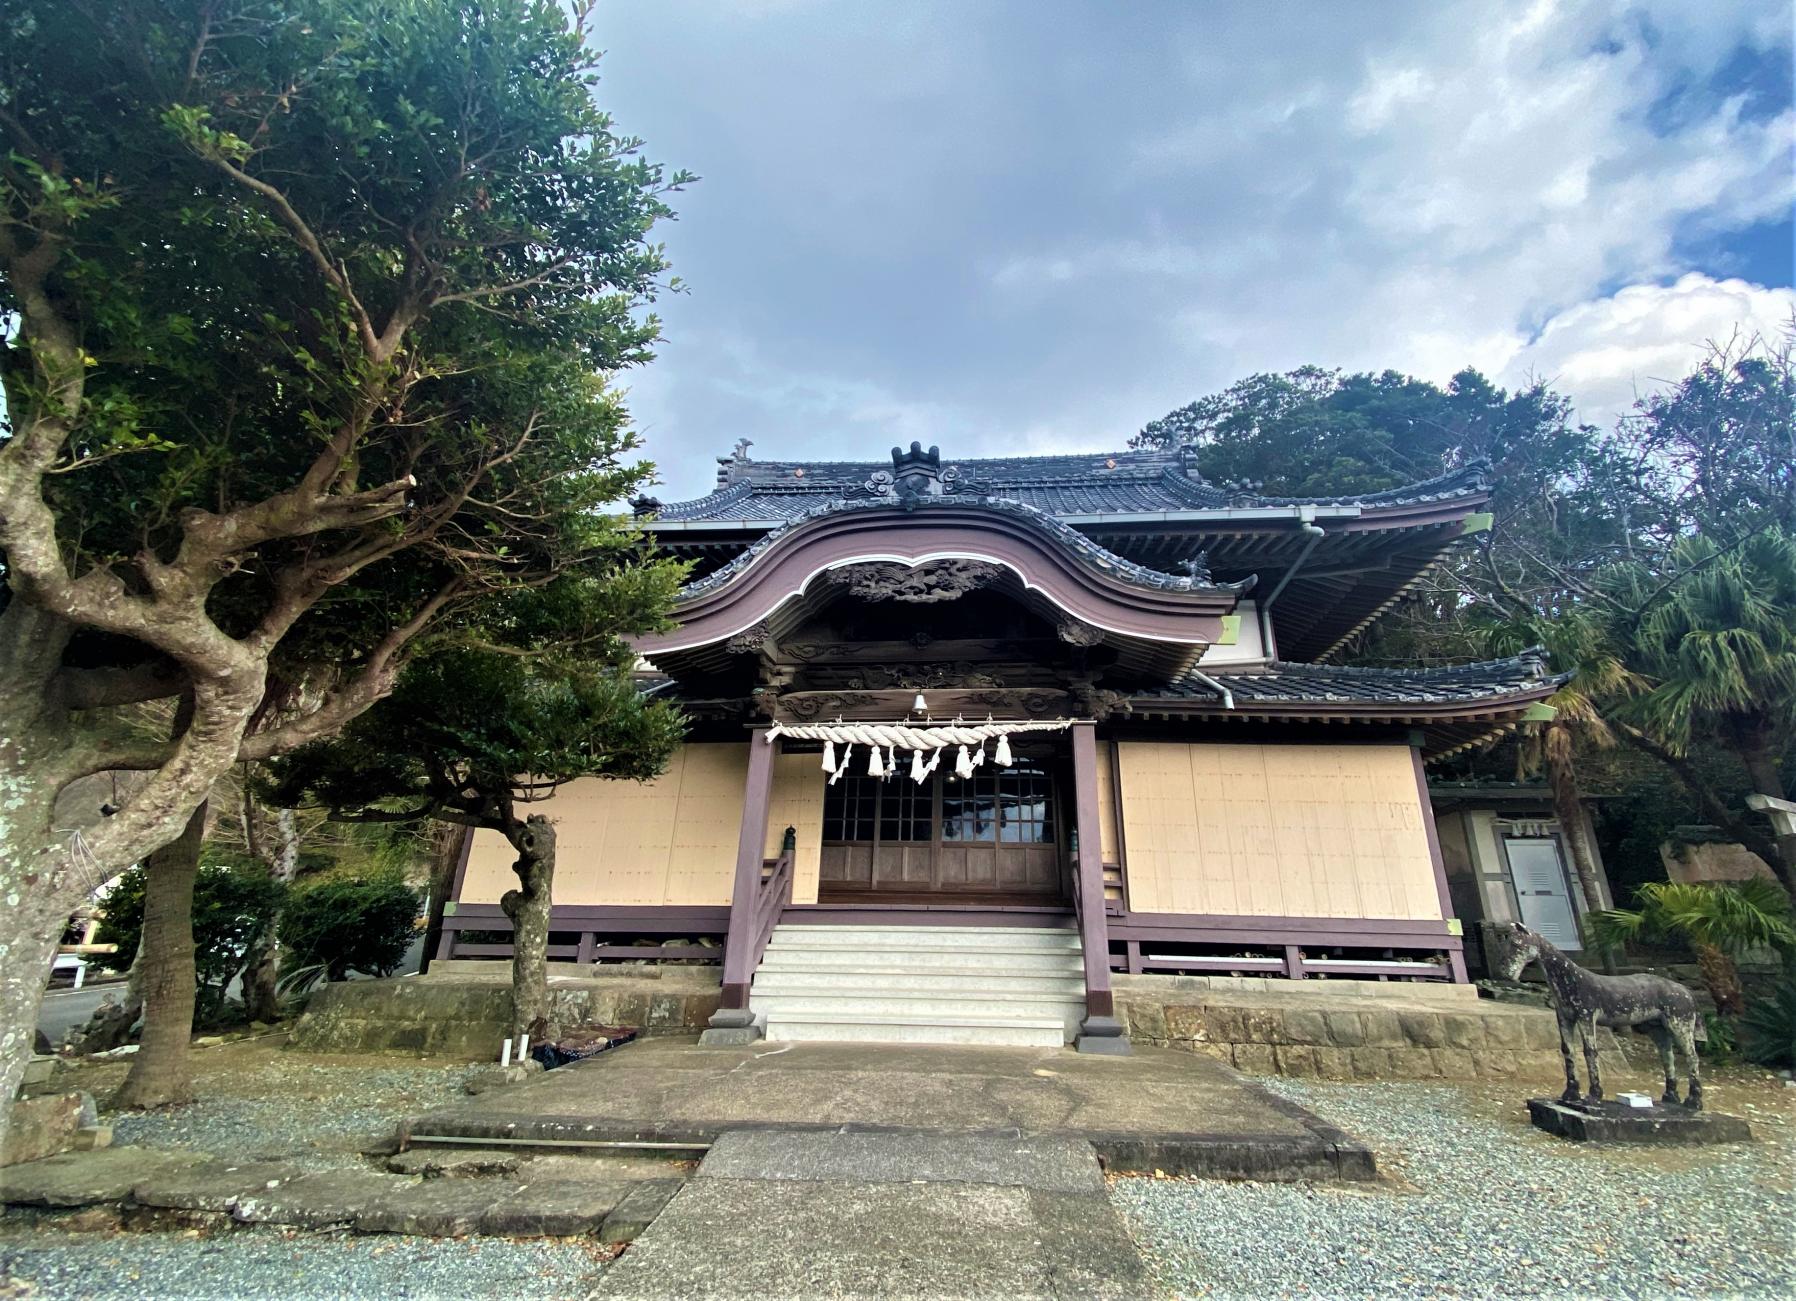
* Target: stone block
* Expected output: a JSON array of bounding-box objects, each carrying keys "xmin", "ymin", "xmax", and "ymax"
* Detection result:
[
  {"xmin": 1358, "ymin": 1010, "xmax": 1406, "ymax": 1048},
  {"xmin": 22, "ymin": 1057, "xmax": 56, "ymax": 1086},
  {"xmin": 1162, "ymin": 1004, "xmax": 1208, "ymax": 1042},
  {"xmin": 387, "ymin": 1148, "xmax": 524, "ymax": 1179},
  {"xmin": 1300, "ymin": 1049, "xmax": 1343, "ymax": 1078},
  {"xmin": 233, "ymin": 1169, "xmax": 414, "ymax": 1229},
  {"xmin": 1472, "ymin": 1048, "xmax": 1519, "ymax": 1080},
  {"xmin": 1348, "ymin": 1047, "xmax": 1393, "ymax": 1079},
  {"xmin": 482, "ymin": 1179, "xmax": 634, "ymax": 1236},
  {"xmin": 1528, "ymin": 1098, "xmax": 1752, "ymax": 1145},
  {"xmin": 1, "ymin": 1147, "xmax": 208, "ymax": 1207},
  {"xmin": 1385, "ymin": 1046, "xmax": 1441, "ymax": 1079},
  {"xmin": 1241, "ymin": 1008, "xmax": 1289, "ymax": 1044},
  {"xmin": 1282, "ymin": 1009, "xmax": 1329, "ymax": 1045},
  {"xmin": 1397, "ymin": 1012, "xmax": 1446, "ymax": 1048},
  {"xmin": 1322, "ymin": 1011, "xmax": 1366, "ymax": 1047},
  {"xmin": 597, "ymin": 1178, "xmax": 682, "ymax": 1245},
  {"xmin": 1432, "ymin": 1049, "xmax": 1476, "ymax": 1079},
  {"xmin": 1204, "ymin": 1005, "xmax": 1248, "ymax": 1043},
  {"xmin": 1442, "ymin": 1016, "xmax": 1486, "ymax": 1051},
  {"xmin": 1123, "ymin": 1001, "xmax": 1167, "ymax": 1041},
  {"xmin": 1521, "ymin": 1016, "xmax": 1561, "ymax": 1050},
  {"xmin": 1230, "ymin": 1043, "xmax": 1276, "ymax": 1075},
  {"xmin": 1192, "ymin": 1041, "xmax": 1233, "ymax": 1064},
  {"xmin": 646, "ymin": 994, "xmax": 686, "ymax": 1028},
  {"xmin": 1273, "ymin": 1045, "xmax": 1318, "ymax": 1076},
  {"xmin": 356, "ymin": 1177, "xmax": 515, "ymax": 1236},
  {"xmin": 613, "ymin": 991, "xmax": 653, "ymax": 1027},
  {"xmin": 4, "ymin": 1093, "xmax": 84, "ymax": 1167},
  {"xmin": 1482, "ymin": 1014, "xmax": 1530, "ymax": 1049},
  {"xmin": 131, "ymin": 1159, "xmax": 305, "ymax": 1213}
]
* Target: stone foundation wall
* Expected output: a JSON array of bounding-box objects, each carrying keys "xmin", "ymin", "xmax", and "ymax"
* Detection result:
[
  {"xmin": 1114, "ymin": 975, "xmax": 1623, "ymax": 1082},
  {"xmin": 291, "ymin": 970, "xmax": 721, "ymax": 1058}
]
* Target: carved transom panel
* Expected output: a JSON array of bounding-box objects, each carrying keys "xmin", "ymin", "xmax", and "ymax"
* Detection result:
[{"xmin": 825, "ymin": 559, "xmax": 1006, "ymax": 604}]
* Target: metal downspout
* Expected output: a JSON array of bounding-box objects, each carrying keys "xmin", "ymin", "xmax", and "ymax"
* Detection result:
[
  {"xmin": 1256, "ymin": 507, "xmax": 1326, "ymax": 660},
  {"xmin": 1186, "ymin": 668, "xmax": 1235, "ymax": 710}
]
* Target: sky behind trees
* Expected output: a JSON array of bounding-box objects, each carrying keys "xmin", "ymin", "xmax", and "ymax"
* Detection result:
[{"xmin": 592, "ymin": 1, "xmax": 1794, "ymax": 502}]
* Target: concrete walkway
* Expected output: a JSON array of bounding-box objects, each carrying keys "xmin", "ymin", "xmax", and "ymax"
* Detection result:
[
  {"xmin": 405, "ymin": 1036, "xmax": 1373, "ymax": 1181},
  {"xmin": 591, "ymin": 1129, "xmax": 1148, "ymax": 1300}
]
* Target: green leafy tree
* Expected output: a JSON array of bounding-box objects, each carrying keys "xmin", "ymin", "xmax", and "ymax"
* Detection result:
[
  {"xmin": 1587, "ymin": 878, "xmax": 1796, "ymax": 1016},
  {"xmin": 92, "ymin": 854, "xmax": 287, "ymax": 1026},
  {"xmin": 1603, "ymin": 531, "xmax": 1796, "ymax": 893},
  {"xmin": 0, "ymin": 0, "xmax": 689, "ymax": 1127},
  {"xmin": 278, "ymin": 871, "xmax": 420, "ymax": 983},
  {"xmin": 266, "ymin": 649, "xmax": 685, "ymax": 1036}
]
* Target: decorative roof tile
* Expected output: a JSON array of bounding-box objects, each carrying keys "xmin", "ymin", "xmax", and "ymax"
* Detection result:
[
  {"xmin": 652, "ymin": 447, "xmax": 1488, "ymax": 524},
  {"xmin": 674, "ymin": 492, "xmax": 1256, "ymax": 602},
  {"xmin": 1142, "ymin": 648, "xmax": 1563, "ymax": 707}
]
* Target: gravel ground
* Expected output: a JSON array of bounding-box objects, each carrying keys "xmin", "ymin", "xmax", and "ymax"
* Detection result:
[
  {"xmin": 0, "ymin": 1216, "xmax": 610, "ymax": 1300},
  {"xmin": 2, "ymin": 1041, "xmax": 602, "ymax": 1300},
  {"xmin": 108, "ymin": 1059, "xmax": 480, "ymax": 1163},
  {"xmin": 1111, "ymin": 1073, "xmax": 1795, "ymax": 1300}
]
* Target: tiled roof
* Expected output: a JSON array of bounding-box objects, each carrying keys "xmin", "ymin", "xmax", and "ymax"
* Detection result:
[
  {"xmin": 1141, "ymin": 649, "xmax": 1563, "ymax": 708},
  {"xmin": 676, "ymin": 493, "xmax": 1255, "ymax": 602},
  {"xmin": 649, "ymin": 448, "xmax": 1488, "ymax": 524}
]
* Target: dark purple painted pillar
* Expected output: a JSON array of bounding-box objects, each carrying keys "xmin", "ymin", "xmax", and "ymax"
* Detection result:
[
  {"xmin": 1072, "ymin": 722, "xmax": 1130, "ymax": 1054},
  {"xmin": 1411, "ymin": 742, "xmax": 1470, "ymax": 984},
  {"xmin": 719, "ymin": 728, "xmax": 776, "ymax": 1011}
]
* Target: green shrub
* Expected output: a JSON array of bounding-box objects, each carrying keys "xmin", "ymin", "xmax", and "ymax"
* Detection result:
[
  {"xmin": 279, "ymin": 871, "xmax": 421, "ymax": 981},
  {"xmin": 1697, "ymin": 1011, "xmax": 1737, "ymax": 1064},
  {"xmin": 92, "ymin": 856, "xmax": 287, "ymax": 1024},
  {"xmin": 1742, "ymin": 968, "xmax": 1796, "ymax": 1069}
]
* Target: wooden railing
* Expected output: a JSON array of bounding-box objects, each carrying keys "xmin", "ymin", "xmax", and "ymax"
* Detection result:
[{"xmin": 748, "ymin": 826, "xmax": 797, "ymax": 977}]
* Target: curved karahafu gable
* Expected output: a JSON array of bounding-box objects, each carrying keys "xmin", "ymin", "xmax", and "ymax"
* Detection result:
[{"xmin": 633, "ymin": 496, "xmax": 1251, "ymax": 674}]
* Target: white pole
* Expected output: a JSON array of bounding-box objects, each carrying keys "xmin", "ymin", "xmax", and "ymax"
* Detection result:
[
  {"xmin": 500, "ymin": 1038, "xmax": 512, "ymax": 1067},
  {"xmin": 518, "ymin": 1033, "xmax": 530, "ymax": 1060}
]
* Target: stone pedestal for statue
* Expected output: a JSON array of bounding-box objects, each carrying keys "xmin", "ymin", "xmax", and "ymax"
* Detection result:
[{"xmin": 1527, "ymin": 1098, "xmax": 1752, "ymax": 1145}]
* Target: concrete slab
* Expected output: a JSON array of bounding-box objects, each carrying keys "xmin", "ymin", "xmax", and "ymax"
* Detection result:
[
  {"xmin": 696, "ymin": 1130, "xmax": 1105, "ymax": 1195},
  {"xmin": 596, "ymin": 1178, "xmax": 683, "ymax": 1245},
  {"xmin": 405, "ymin": 1035, "xmax": 1373, "ymax": 1181},
  {"xmin": 590, "ymin": 1179, "xmax": 1147, "ymax": 1299},
  {"xmin": 231, "ymin": 1168, "xmax": 416, "ymax": 1229},
  {"xmin": 354, "ymin": 1177, "xmax": 517, "ymax": 1236},
  {"xmin": 131, "ymin": 1159, "xmax": 307, "ymax": 1213},
  {"xmin": 481, "ymin": 1179, "xmax": 635, "ymax": 1237},
  {"xmin": 0, "ymin": 1147, "xmax": 208, "ymax": 1207}
]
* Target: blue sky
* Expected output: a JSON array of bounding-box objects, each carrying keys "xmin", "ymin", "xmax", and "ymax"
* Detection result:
[{"xmin": 592, "ymin": 1, "xmax": 1796, "ymax": 503}]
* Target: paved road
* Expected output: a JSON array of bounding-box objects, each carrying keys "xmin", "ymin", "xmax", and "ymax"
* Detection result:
[{"xmin": 37, "ymin": 983, "xmax": 118, "ymax": 1045}]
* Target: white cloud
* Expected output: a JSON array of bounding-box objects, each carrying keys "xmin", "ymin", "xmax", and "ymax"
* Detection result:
[
  {"xmin": 595, "ymin": 1, "xmax": 1792, "ymax": 498},
  {"xmin": 1494, "ymin": 273, "xmax": 1796, "ymax": 426}
]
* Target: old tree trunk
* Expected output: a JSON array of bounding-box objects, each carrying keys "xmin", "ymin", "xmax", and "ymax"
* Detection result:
[
  {"xmin": 242, "ymin": 806, "xmax": 302, "ymax": 1023},
  {"xmin": 117, "ymin": 802, "xmax": 208, "ymax": 1109},
  {"xmin": 1544, "ymin": 724, "xmax": 1607, "ymax": 923},
  {"xmin": 499, "ymin": 814, "xmax": 558, "ymax": 1041}
]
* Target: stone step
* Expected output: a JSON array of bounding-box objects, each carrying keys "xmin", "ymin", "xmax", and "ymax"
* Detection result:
[
  {"xmin": 763, "ymin": 1011, "xmax": 1069, "ymax": 1047},
  {"xmin": 750, "ymin": 990, "xmax": 1085, "ymax": 1028},
  {"xmin": 752, "ymin": 967, "xmax": 1087, "ymax": 995},
  {"xmin": 757, "ymin": 946, "xmax": 1085, "ymax": 973},
  {"xmin": 768, "ymin": 926, "xmax": 1080, "ymax": 951}
]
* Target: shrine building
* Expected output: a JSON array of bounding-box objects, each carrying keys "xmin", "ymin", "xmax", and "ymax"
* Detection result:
[{"xmin": 440, "ymin": 441, "xmax": 1564, "ymax": 1052}]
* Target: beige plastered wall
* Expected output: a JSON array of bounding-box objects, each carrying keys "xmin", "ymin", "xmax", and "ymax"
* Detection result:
[
  {"xmin": 1117, "ymin": 741, "xmax": 1442, "ymax": 920},
  {"xmin": 458, "ymin": 741, "xmax": 828, "ymax": 908}
]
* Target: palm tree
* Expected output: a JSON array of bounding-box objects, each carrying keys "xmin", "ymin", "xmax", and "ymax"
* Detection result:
[
  {"xmin": 1481, "ymin": 608, "xmax": 1639, "ymax": 929},
  {"xmin": 1611, "ymin": 531, "xmax": 1796, "ymax": 897},
  {"xmin": 1586, "ymin": 877, "xmax": 1796, "ymax": 1016}
]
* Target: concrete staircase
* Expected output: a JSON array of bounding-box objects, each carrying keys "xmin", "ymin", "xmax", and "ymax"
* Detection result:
[{"xmin": 749, "ymin": 924, "xmax": 1086, "ymax": 1047}]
